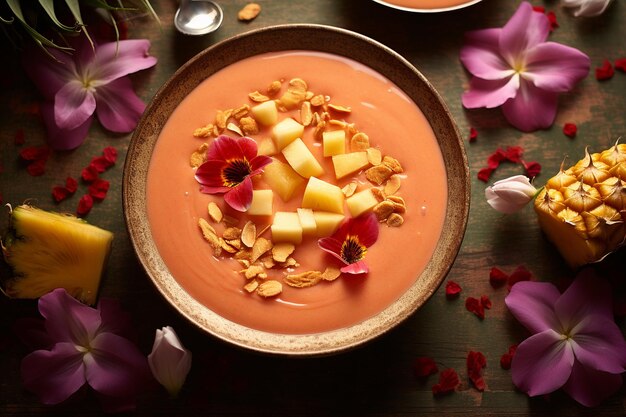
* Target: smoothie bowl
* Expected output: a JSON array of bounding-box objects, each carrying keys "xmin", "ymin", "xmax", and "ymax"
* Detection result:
[
  {"xmin": 123, "ymin": 24, "xmax": 469, "ymax": 356},
  {"xmin": 371, "ymin": 0, "xmax": 482, "ymax": 13}
]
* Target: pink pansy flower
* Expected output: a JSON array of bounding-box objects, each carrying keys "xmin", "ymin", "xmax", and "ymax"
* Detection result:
[
  {"xmin": 505, "ymin": 270, "xmax": 626, "ymax": 407},
  {"xmin": 318, "ymin": 213, "xmax": 379, "ymax": 274},
  {"xmin": 561, "ymin": 0, "xmax": 614, "ymax": 17},
  {"xmin": 460, "ymin": 1, "xmax": 590, "ymax": 132},
  {"xmin": 485, "ymin": 174, "xmax": 538, "ymax": 214},
  {"xmin": 195, "ymin": 135, "xmax": 272, "ymax": 212},
  {"xmin": 17, "ymin": 289, "xmax": 150, "ymax": 412},
  {"xmin": 22, "ymin": 38, "xmax": 157, "ymax": 150},
  {"xmin": 148, "ymin": 326, "xmax": 192, "ymax": 397}
]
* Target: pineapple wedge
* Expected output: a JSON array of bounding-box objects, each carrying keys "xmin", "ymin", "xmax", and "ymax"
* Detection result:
[
  {"xmin": 534, "ymin": 144, "xmax": 626, "ymax": 268},
  {"xmin": 1, "ymin": 204, "xmax": 113, "ymax": 305}
]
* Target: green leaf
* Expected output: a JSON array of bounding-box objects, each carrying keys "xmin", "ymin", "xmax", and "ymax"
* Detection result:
[
  {"xmin": 137, "ymin": 0, "xmax": 160, "ymax": 24},
  {"xmin": 37, "ymin": 0, "xmax": 78, "ymax": 32},
  {"xmin": 63, "ymin": 0, "xmax": 94, "ymax": 49}
]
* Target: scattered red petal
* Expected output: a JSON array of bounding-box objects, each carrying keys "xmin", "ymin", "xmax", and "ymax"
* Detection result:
[
  {"xmin": 65, "ymin": 177, "xmax": 78, "ymax": 193},
  {"xmin": 88, "ymin": 179, "xmax": 110, "ymax": 201},
  {"xmin": 81, "ymin": 165, "xmax": 99, "ymax": 182},
  {"xmin": 90, "ymin": 156, "xmax": 112, "ymax": 173},
  {"xmin": 563, "ymin": 123, "xmax": 577, "ymax": 138},
  {"xmin": 468, "ymin": 127, "xmax": 478, "ymax": 143},
  {"xmin": 431, "ymin": 368, "xmax": 459, "ymax": 395},
  {"xmin": 103, "ymin": 146, "xmax": 118, "ymax": 164},
  {"xmin": 480, "ymin": 295, "xmax": 492, "ymax": 310},
  {"xmin": 445, "ymin": 280, "xmax": 462, "ymax": 299},
  {"xmin": 500, "ymin": 344, "xmax": 518, "ymax": 370},
  {"xmin": 489, "ymin": 267, "xmax": 509, "ymax": 288},
  {"xmin": 14, "ymin": 129, "xmax": 25, "ymax": 146},
  {"xmin": 615, "ymin": 58, "xmax": 626, "ymax": 72},
  {"xmin": 467, "ymin": 351, "xmax": 487, "ymax": 391},
  {"xmin": 19, "ymin": 146, "xmax": 49, "ymax": 161},
  {"xmin": 487, "ymin": 149, "xmax": 507, "ymax": 168},
  {"xmin": 26, "ymin": 159, "xmax": 46, "ymax": 176},
  {"xmin": 477, "ymin": 167, "xmax": 494, "ymax": 183},
  {"xmin": 595, "ymin": 60, "xmax": 614, "ymax": 81},
  {"xmin": 532, "ymin": 6, "xmax": 545, "ymax": 13},
  {"xmin": 465, "ymin": 297, "xmax": 485, "ymax": 319},
  {"xmin": 77, "ymin": 194, "xmax": 94, "ymax": 217},
  {"xmin": 505, "ymin": 146, "xmax": 524, "ymax": 163},
  {"xmin": 508, "ymin": 265, "xmax": 533, "ymax": 290},
  {"xmin": 546, "ymin": 11, "xmax": 558, "ymax": 31},
  {"xmin": 52, "ymin": 186, "xmax": 71, "ymax": 203},
  {"xmin": 414, "ymin": 357, "xmax": 439, "ymax": 378},
  {"xmin": 523, "ymin": 160, "xmax": 542, "ymax": 178}
]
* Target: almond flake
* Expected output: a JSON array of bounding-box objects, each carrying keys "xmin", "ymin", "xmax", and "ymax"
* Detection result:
[
  {"xmin": 207, "ymin": 202, "xmax": 223, "ymax": 223},
  {"xmin": 257, "ymin": 280, "xmax": 282, "ymax": 297},
  {"xmin": 272, "ymin": 242, "xmax": 295, "ymax": 263},
  {"xmin": 310, "ymin": 94, "xmax": 326, "ymax": 107},
  {"xmin": 198, "ymin": 218, "xmax": 222, "ymax": 256},
  {"xmin": 193, "ymin": 124, "xmax": 218, "ymax": 138},
  {"xmin": 321, "ymin": 266, "xmax": 342, "ymax": 281},
  {"xmin": 216, "ymin": 109, "xmax": 232, "ymax": 130},
  {"xmin": 226, "ymin": 238, "xmax": 243, "ymax": 250},
  {"xmin": 366, "ymin": 147, "xmax": 382, "ymax": 166},
  {"xmin": 313, "ymin": 120, "xmax": 326, "ymax": 141},
  {"xmin": 384, "ymin": 174, "xmax": 402, "ymax": 195},
  {"xmin": 240, "ymin": 117, "xmax": 259, "ymax": 135},
  {"xmin": 241, "ymin": 221, "xmax": 257, "ymax": 248},
  {"xmin": 198, "ymin": 217, "xmax": 216, "ymax": 236},
  {"xmin": 279, "ymin": 78, "xmax": 307, "ymax": 110},
  {"xmin": 373, "ymin": 201, "xmax": 396, "ymax": 222},
  {"xmin": 365, "ymin": 164, "xmax": 393, "ymax": 185},
  {"xmin": 328, "ymin": 103, "xmax": 352, "ymax": 113},
  {"xmin": 243, "ymin": 264, "xmax": 265, "ymax": 279},
  {"xmin": 243, "ymin": 280, "xmax": 259, "ymax": 293},
  {"xmin": 278, "ymin": 257, "xmax": 299, "ymax": 268},
  {"xmin": 238, "ymin": 2, "xmax": 261, "ymax": 21},
  {"xmin": 351, "ymin": 132, "xmax": 370, "ymax": 151},
  {"xmin": 251, "ymin": 237, "xmax": 272, "ymax": 263},
  {"xmin": 301, "ymin": 101, "xmax": 313, "ymax": 126},
  {"xmin": 382, "ymin": 156, "xmax": 403, "ymax": 173},
  {"xmin": 284, "ymin": 271, "xmax": 323, "ymax": 288},
  {"xmin": 220, "ymin": 240, "xmax": 238, "ymax": 254},
  {"xmin": 260, "ymin": 255, "xmax": 276, "ymax": 269},
  {"xmin": 190, "ymin": 143, "xmax": 208, "ymax": 167},
  {"xmin": 267, "ymin": 80, "xmax": 282, "ymax": 96},
  {"xmin": 342, "ymin": 181, "xmax": 358, "ymax": 198},
  {"xmin": 238, "ymin": 259, "xmax": 251, "ymax": 268},
  {"xmin": 223, "ymin": 227, "xmax": 242, "ymax": 240},
  {"xmin": 227, "ymin": 122, "xmax": 243, "ymax": 136},
  {"xmin": 248, "ymin": 91, "xmax": 269, "ymax": 102},
  {"xmin": 232, "ymin": 104, "xmax": 250, "ymax": 120},
  {"xmin": 329, "ymin": 120, "xmax": 348, "ymax": 128},
  {"xmin": 371, "ymin": 187, "xmax": 385, "ymax": 202},
  {"xmin": 386, "ymin": 213, "xmax": 404, "ymax": 227},
  {"xmin": 305, "ymin": 91, "xmax": 314, "ymax": 100},
  {"xmin": 387, "ymin": 195, "xmax": 407, "ymax": 213}
]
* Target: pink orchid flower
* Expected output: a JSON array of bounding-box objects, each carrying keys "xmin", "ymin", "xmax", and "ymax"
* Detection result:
[
  {"xmin": 318, "ymin": 213, "xmax": 379, "ymax": 274},
  {"xmin": 460, "ymin": 1, "xmax": 590, "ymax": 132},
  {"xmin": 195, "ymin": 135, "xmax": 272, "ymax": 212},
  {"xmin": 22, "ymin": 38, "xmax": 157, "ymax": 150},
  {"xmin": 505, "ymin": 270, "xmax": 626, "ymax": 407},
  {"xmin": 18, "ymin": 289, "xmax": 150, "ymax": 412}
]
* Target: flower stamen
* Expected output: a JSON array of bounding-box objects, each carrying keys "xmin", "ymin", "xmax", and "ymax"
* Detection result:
[
  {"xmin": 221, "ymin": 158, "xmax": 252, "ymax": 187},
  {"xmin": 340, "ymin": 235, "xmax": 366, "ymax": 264}
]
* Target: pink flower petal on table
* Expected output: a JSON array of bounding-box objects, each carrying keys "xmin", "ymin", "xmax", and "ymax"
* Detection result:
[
  {"xmin": 499, "ymin": 2, "xmax": 550, "ymax": 65},
  {"xmin": 39, "ymin": 288, "xmax": 102, "ymax": 344},
  {"xmin": 570, "ymin": 314, "xmax": 626, "ymax": 374},
  {"xmin": 95, "ymin": 77, "xmax": 146, "ymax": 132},
  {"xmin": 502, "ymin": 81, "xmax": 558, "ymax": 131},
  {"xmin": 505, "ymin": 281, "xmax": 561, "ymax": 333},
  {"xmin": 341, "ymin": 260, "xmax": 369, "ymax": 275},
  {"xmin": 555, "ymin": 270, "xmax": 614, "ymax": 325},
  {"xmin": 224, "ymin": 176, "xmax": 253, "ymax": 212},
  {"xmin": 562, "ymin": 361, "xmax": 624, "ymax": 407},
  {"xmin": 21, "ymin": 342, "xmax": 86, "ymax": 404},
  {"xmin": 511, "ymin": 329, "xmax": 575, "ymax": 396},
  {"xmin": 21, "ymin": 47, "xmax": 76, "ymax": 100},
  {"xmin": 524, "ymin": 42, "xmax": 591, "ymax": 92},
  {"xmin": 91, "ymin": 40, "xmax": 157, "ymax": 84},
  {"xmin": 462, "ymin": 75, "xmax": 520, "ymax": 109},
  {"xmin": 460, "ymin": 28, "xmax": 515, "ymax": 80},
  {"xmin": 97, "ymin": 298, "xmax": 136, "ymax": 341},
  {"xmin": 41, "ymin": 101, "xmax": 93, "ymax": 150},
  {"xmin": 54, "ymin": 81, "xmax": 97, "ymax": 130}
]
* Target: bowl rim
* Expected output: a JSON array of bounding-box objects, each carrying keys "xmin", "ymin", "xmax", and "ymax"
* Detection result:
[
  {"xmin": 371, "ymin": 0, "xmax": 483, "ymax": 13},
  {"xmin": 123, "ymin": 23, "xmax": 470, "ymax": 356}
]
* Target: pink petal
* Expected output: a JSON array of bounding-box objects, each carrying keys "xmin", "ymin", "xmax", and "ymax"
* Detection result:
[
  {"xmin": 95, "ymin": 77, "xmax": 146, "ymax": 132},
  {"xmin": 524, "ymin": 42, "xmax": 590, "ymax": 92},
  {"xmin": 501, "ymin": 80, "xmax": 558, "ymax": 131},
  {"xmin": 570, "ymin": 314, "xmax": 626, "ymax": 374},
  {"xmin": 250, "ymin": 155, "xmax": 273, "ymax": 172},
  {"xmin": 39, "ymin": 288, "xmax": 102, "ymax": 345},
  {"xmin": 207, "ymin": 135, "xmax": 244, "ymax": 161},
  {"xmin": 200, "ymin": 184, "xmax": 231, "ymax": 194},
  {"xmin": 511, "ymin": 329, "xmax": 574, "ymax": 396},
  {"xmin": 555, "ymin": 270, "xmax": 614, "ymax": 328},
  {"xmin": 499, "ymin": 2, "xmax": 550, "ymax": 66},
  {"xmin": 21, "ymin": 46, "xmax": 76, "ymax": 100},
  {"xmin": 348, "ymin": 213, "xmax": 379, "ymax": 247},
  {"xmin": 195, "ymin": 160, "xmax": 229, "ymax": 187},
  {"xmin": 505, "ymin": 281, "xmax": 561, "ymax": 334},
  {"xmin": 40, "ymin": 101, "xmax": 92, "ymax": 150},
  {"xmin": 91, "ymin": 39, "xmax": 157, "ymax": 84},
  {"xmin": 224, "ymin": 176, "xmax": 253, "ymax": 212},
  {"xmin": 237, "ymin": 136, "xmax": 260, "ymax": 161},
  {"xmin": 562, "ymin": 360, "xmax": 624, "ymax": 407},
  {"xmin": 54, "ymin": 80, "xmax": 96, "ymax": 130},
  {"xmin": 462, "ymin": 75, "xmax": 520, "ymax": 109},
  {"xmin": 341, "ymin": 260, "xmax": 369, "ymax": 274},
  {"xmin": 97, "ymin": 298, "xmax": 136, "ymax": 341},
  {"xmin": 461, "ymin": 28, "xmax": 515, "ymax": 80},
  {"xmin": 318, "ymin": 237, "xmax": 346, "ymax": 263},
  {"xmin": 21, "ymin": 342, "xmax": 86, "ymax": 405}
]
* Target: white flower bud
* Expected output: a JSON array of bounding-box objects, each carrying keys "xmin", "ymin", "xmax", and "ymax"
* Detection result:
[
  {"xmin": 147, "ymin": 326, "xmax": 192, "ymax": 397},
  {"xmin": 561, "ymin": 0, "xmax": 613, "ymax": 17},
  {"xmin": 485, "ymin": 175, "xmax": 537, "ymax": 214}
]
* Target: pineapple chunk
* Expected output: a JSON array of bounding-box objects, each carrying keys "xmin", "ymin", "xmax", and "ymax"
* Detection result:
[
  {"xmin": 272, "ymin": 117, "xmax": 304, "ymax": 150},
  {"xmin": 346, "ymin": 188, "xmax": 378, "ymax": 217},
  {"xmin": 282, "ymin": 138, "xmax": 324, "ymax": 179},
  {"xmin": 313, "ymin": 212, "xmax": 345, "ymax": 237},
  {"xmin": 248, "ymin": 189, "xmax": 274, "ymax": 216},
  {"xmin": 251, "ymin": 100, "xmax": 278, "ymax": 126},
  {"xmin": 301, "ymin": 177, "xmax": 345, "ymax": 214},
  {"xmin": 262, "ymin": 158, "xmax": 305, "ymax": 202},
  {"xmin": 271, "ymin": 211, "xmax": 302, "ymax": 244},
  {"xmin": 297, "ymin": 208, "xmax": 317, "ymax": 235},
  {"xmin": 2, "ymin": 205, "xmax": 113, "ymax": 305},
  {"xmin": 332, "ymin": 152, "xmax": 370, "ymax": 179},
  {"xmin": 257, "ymin": 138, "xmax": 278, "ymax": 156},
  {"xmin": 323, "ymin": 130, "xmax": 346, "ymax": 157}
]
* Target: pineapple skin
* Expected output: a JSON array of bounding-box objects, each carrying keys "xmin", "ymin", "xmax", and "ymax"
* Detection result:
[
  {"xmin": 1, "ymin": 205, "xmax": 114, "ymax": 305},
  {"xmin": 534, "ymin": 144, "xmax": 626, "ymax": 268}
]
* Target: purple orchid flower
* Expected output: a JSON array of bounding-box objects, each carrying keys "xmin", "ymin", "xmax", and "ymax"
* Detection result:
[
  {"xmin": 460, "ymin": 1, "xmax": 590, "ymax": 132},
  {"xmin": 18, "ymin": 289, "xmax": 150, "ymax": 412},
  {"xmin": 505, "ymin": 270, "xmax": 626, "ymax": 407},
  {"xmin": 22, "ymin": 38, "xmax": 157, "ymax": 150}
]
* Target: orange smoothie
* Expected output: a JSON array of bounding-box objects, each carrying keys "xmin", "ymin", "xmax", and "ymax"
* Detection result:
[
  {"xmin": 146, "ymin": 51, "xmax": 447, "ymax": 334},
  {"xmin": 378, "ymin": 0, "xmax": 479, "ymax": 10}
]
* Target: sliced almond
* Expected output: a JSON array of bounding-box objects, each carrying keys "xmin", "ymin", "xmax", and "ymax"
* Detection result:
[
  {"xmin": 386, "ymin": 213, "xmax": 404, "ymax": 227},
  {"xmin": 220, "ymin": 240, "xmax": 238, "ymax": 254},
  {"xmin": 240, "ymin": 116, "xmax": 259, "ymax": 135},
  {"xmin": 227, "ymin": 122, "xmax": 243, "ymax": 136},
  {"xmin": 350, "ymin": 132, "xmax": 370, "ymax": 151},
  {"xmin": 238, "ymin": 2, "xmax": 261, "ymax": 21},
  {"xmin": 232, "ymin": 104, "xmax": 250, "ymax": 120},
  {"xmin": 260, "ymin": 255, "xmax": 276, "ymax": 269},
  {"xmin": 216, "ymin": 109, "xmax": 232, "ymax": 130},
  {"xmin": 223, "ymin": 227, "xmax": 242, "ymax": 240},
  {"xmin": 266, "ymin": 80, "xmax": 282, "ymax": 96},
  {"xmin": 365, "ymin": 164, "xmax": 394, "ymax": 185},
  {"xmin": 387, "ymin": 195, "xmax": 407, "ymax": 213},
  {"xmin": 198, "ymin": 218, "xmax": 222, "ymax": 256},
  {"xmin": 284, "ymin": 271, "xmax": 323, "ymax": 288},
  {"xmin": 382, "ymin": 156, "xmax": 403, "ymax": 173},
  {"xmin": 279, "ymin": 78, "xmax": 307, "ymax": 109},
  {"xmin": 226, "ymin": 238, "xmax": 243, "ymax": 250},
  {"xmin": 305, "ymin": 91, "xmax": 314, "ymax": 100},
  {"xmin": 243, "ymin": 280, "xmax": 259, "ymax": 293},
  {"xmin": 207, "ymin": 202, "xmax": 223, "ymax": 223},
  {"xmin": 384, "ymin": 174, "xmax": 402, "ymax": 195},
  {"xmin": 328, "ymin": 119, "xmax": 348, "ymax": 128},
  {"xmin": 321, "ymin": 266, "xmax": 342, "ymax": 281},
  {"xmin": 300, "ymin": 101, "xmax": 313, "ymax": 126},
  {"xmin": 251, "ymin": 237, "xmax": 272, "ymax": 263},
  {"xmin": 278, "ymin": 257, "xmax": 299, "ymax": 268},
  {"xmin": 193, "ymin": 124, "xmax": 218, "ymax": 138},
  {"xmin": 190, "ymin": 143, "xmax": 208, "ymax": 167},
  {"xmin": 272, "ymin": 243, "xmax": 295, "ymax": 263},
  {"xmin": 243, "ymin": 264, "xmax": 265, "ymax": 279},
  {"xmin": 310, "ymin": 94, "xmax": 326, "ymax": 107},
  {"xmin": 257, "ymin": 280, "xmax": 282, "ymax": 298},
  {"xmin": 342, "ymin": 181, "xmax": 358, "ymax": 198},
  {"xmin": 241, "ymin": 221, "xmax": 257, "ymax": 248},
  {"xmin": 248, "ymin": 91, "xmax": 270, "ymax": 102},
  {"xmin": 238, "ymin": 258, "xmax": 251, "ymax": 268},
  {"xmin": 328, "ymin": 103, "xmax": 352, "ymax": 114},
  {"xmin": 370, "ymin": 187, "xmax": 385, "ymax": 202},
  {"xmin": 313, "ymin": 120, "xmax": 326, "ymax": 141},
  {"xmin": 366, "ymin": 147, "xmax": 382, "ymax": 166},
  {"xmin": 373, "ymin": 201, "xmax": 396, "ymax": 222}
]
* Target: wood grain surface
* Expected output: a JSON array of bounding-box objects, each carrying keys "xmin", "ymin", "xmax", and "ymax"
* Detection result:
[{"xmin": 1, "ymin": 0, "xmax": 625, "ymax": 415}]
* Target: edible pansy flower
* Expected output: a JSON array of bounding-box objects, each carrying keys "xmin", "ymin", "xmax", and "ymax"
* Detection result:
[
  {"xmin": 505, "ymin": 270, "xmax": 626, "ymax": 407},
  {"xmin": 561, "ymin": 0, "xmax": 614, "ymax": 17},
  {"xmin": 460, "ymin": 1, "xmax": 590, "ymax": 132},
  {"xmin": 195, "ymin": 135, "xmax": 272, "ymax": 212},
  {"xmin": 485, "ymin": 175, "xmax": 538, "ymax": 214},
  {"xmin": 318, "ymin": 213, "xmax": 379, "ymax": 275},
  {"xmin": 22, "ymin": 38, "xmax": 157, "ymax": 150},
  {"xmin": 17, "ymin": 288, "xmax": 150, "ymax": 412},
  {"xmin": 148, "ymin": 326, "xmax": 192, "ymax": 397}
]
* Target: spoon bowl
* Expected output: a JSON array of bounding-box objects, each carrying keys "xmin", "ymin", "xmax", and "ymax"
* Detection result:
[{"xmin": 174, "ymin": 0, "xmax": 223, "ymax": 35}]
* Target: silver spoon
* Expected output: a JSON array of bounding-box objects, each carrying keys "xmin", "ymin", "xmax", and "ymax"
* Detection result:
[{"xmin": 174, "ymin": 0, "xmax": 223, "ymax": 35}]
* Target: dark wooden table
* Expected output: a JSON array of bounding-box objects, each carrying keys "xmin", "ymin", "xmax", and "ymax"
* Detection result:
[{"xmin": 1, "ymin": 0, "xmax": 625, "ymax": 415}]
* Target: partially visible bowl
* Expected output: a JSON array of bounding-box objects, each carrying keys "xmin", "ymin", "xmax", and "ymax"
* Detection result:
[
  {"xmin": 372, "ymin": 0, "xmax": 482, "ymax": 13},
  {"xmin": 123, "ymin": 24, "xmax": 469, "ymax": 356}
]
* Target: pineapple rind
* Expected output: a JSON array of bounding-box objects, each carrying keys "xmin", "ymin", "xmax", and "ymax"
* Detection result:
[{"xmin": 2, "ymin": 205, "xmax": 113, "ymax": 305}]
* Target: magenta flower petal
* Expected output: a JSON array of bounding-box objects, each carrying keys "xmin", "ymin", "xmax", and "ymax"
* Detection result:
[
  {"xmin": 207, "ymin": 135, "xmax": 245, "ymax": 161},
  {"xmin": 22, "ymin": 47, "xmax": 76, "ymax": 100},
  {"xmin": 511, "ymin": 329, "xmax": 575, "ymax": 396},
  {"xmin": 501, "ymin": 82, "xmax": 558, "ymax": 131},
  {"xmin": 569, "ymin": 315, "xmax": 626, "ymax": 374},
  {"xmin": 250, "ymin": 155, "xmax": 273, "ymax": 172},
  {"xmin": 236, "ymin": 136, "xmax": 260, "ymax": 162},
  {"xmin": 40, "ymin": 101, "xmax": 93, "ymax": 150},
  {"xmin": 97, "ymin": 298, "xmax": 136, "ymax": 342},
  {"xmin": 195, "ymin": 160, "xmax": 229, "ymax": 186},
  {"xmin": 524, "ymin": 43, "xmax": 591, "ymax": 92},
  {"xmin": 349, "ymin": 213, "xmax": 379, "ymax": 247},
  {"xmin": 21, "ymin": 342, "xmax": 86, "ymax": 405},
  {"xmin": 54, "ymin": 81, "xmax": 97, "ymax": 130},
  {"xmin": 555, "ymin": 269, "xmax": 613, "ymax": 326},
  {"xmin": 91, "ymin": 40, "xmax": 157, "ymax": 84},
  {"xmin": 38, "ymin": 288, "xmax": 101, "ymax": 345},
  {"xmin": 462, "ymin": 75, "xmax": 520, "ymax": 109},
  {"xmin": 95, "ymin": 77, "xmax": 146, "ymax": 133},
  {"xmin": 318, "ymin": 237, "xmax": 345, "ymax": 263},
  {"xmin": 505, "ymin": 281, "xmax": 561, "ymax": 333},
  {"xmin": 224, "ymin": 176, "xmax": 254, "ymax": 212},
  {"xmin": 460, "ymin": 28, "xmax": 514, "ymax": 80},
  {"xmin": 341, "ymin": 260, "xmax": 369, "ymax": 275},
  {"xmin": 562, "ymin": 361, "xmax": 624, "ymax": 408},
  {"xmin": 499, "ymin": 2, "xmax": 550, "ymax": 64}
]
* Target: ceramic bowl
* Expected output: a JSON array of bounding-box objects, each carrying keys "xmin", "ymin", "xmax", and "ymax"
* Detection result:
[
  {"xmin": 123, "ymin": 24, "xmax": 469, "ymax": 356},
  {"xmin": 371, "ymin": 0, "xmax": 482, "ymax": 13}
]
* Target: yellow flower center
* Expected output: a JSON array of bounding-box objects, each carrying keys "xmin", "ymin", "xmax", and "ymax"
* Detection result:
[
  {"xmin": 221, "ymin": 158, "xmax": 252, "ymax": 187},
  {"xmin": 340, "ymin": 235, "xmax": 366, "ymax": 264}
]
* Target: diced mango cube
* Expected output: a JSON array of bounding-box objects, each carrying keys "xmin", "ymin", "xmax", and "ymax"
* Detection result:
[
  {"xmin": 248, "ymin": 189, "xmax": 274, "ymax": 216},
  {"xmin": 272, "ymin": 117, "xmax": 304, "ymax": 150},
  {"xmin": 262, "ymin": 158, "xmax": 305, "ymax": 202},
  {"xmin": 271, "ymin": 211, "xmax": 302, "ymax": 244},
  {"xmin": 332, "ymin": 152, "xmax": 370, "ymax": 179},
  {"xmin": 296, "ymin": 208, "xmax": 317, "ymax": 235},
  {"xmin": 301, "ymin": 177, "xmax": 345, "ymax": 214},
  {"xmin": 346, "ymin": 188, "xmax": 378, "ymax": 217},
  {"xmin": 322, "ymin": 130, "xmax": 346, "ymax": 157},
  {"xmin": 282, "ymin": 138, "xmax": 324, "ymax": 179},
  {"xmin": 313, "ymin": 212, "xmax": 345, "ymax": 237},
  {"xmin": 251, "ymin": 100, "xmax": 278, "ymax": 126},
  {"xmin": 257, "ymin": 138, "xmax": 278, "ymax": 156}
]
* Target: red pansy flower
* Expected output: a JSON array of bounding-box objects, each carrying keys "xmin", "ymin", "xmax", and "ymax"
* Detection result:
[
  {"xmin": 318, "ymin": 213, "xmax": 379, "ymax": 275},
  {"xmin": 195, "ymin": 135, "xmax": 272, "ymax": 212}
]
